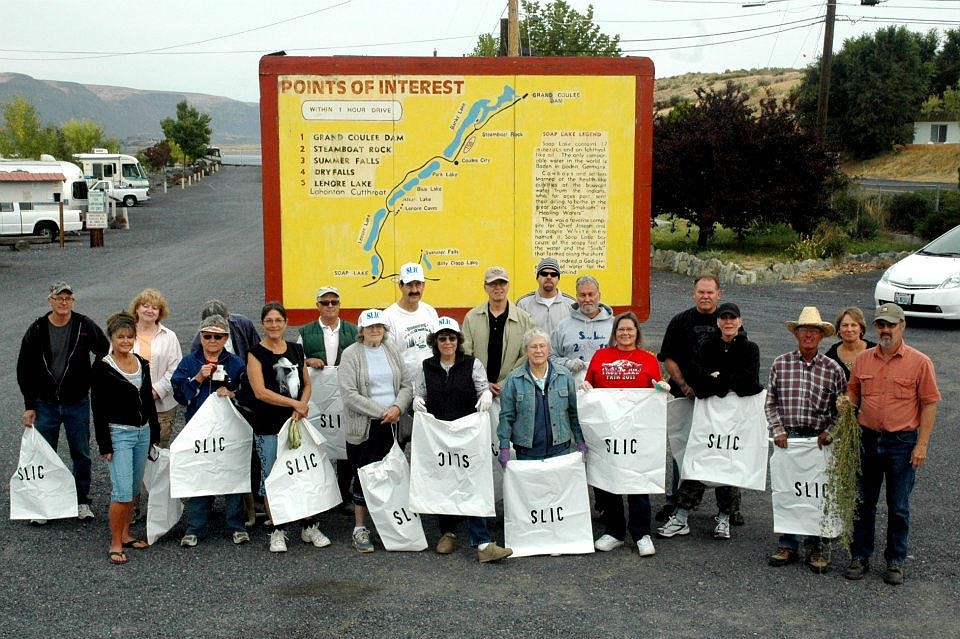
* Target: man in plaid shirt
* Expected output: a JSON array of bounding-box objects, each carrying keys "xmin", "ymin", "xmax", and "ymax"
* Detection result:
[{"xmin": 764, "ymin": 306, "xmax": 846, "ymax": 573}]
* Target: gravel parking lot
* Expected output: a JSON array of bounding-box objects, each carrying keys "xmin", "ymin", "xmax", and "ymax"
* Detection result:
[{"xmin": 1, "ymin": 166, "xmax": 957, "ymax": 639}]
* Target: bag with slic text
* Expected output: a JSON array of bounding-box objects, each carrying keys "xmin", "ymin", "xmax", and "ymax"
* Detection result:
[
  {"xmin": 503, "ymin": 453, "xmax": 594, "ymax": 557},
  {"xmin": 143, "ymin": 448, "xmax": 183, "ymax": 544},
  {"xmin": 578, "ymin": 388, "xmax": 667, "ymax": 495},
  {"xmin": 307, "ymin": 367, "xmax": 347, "ymax": 460},
  {"xmin": 265, "ymin": 417, "xmax": 342, "ymax": 525},
  {"xmin": 681, "ymin": 391, "xmax": 769, "ymax": 491},
  {"xmin": 357, "ymin": 440, "xmax": 427, "ymax": 551},
  {"xmin": 666, "ymin": 396, "xmax": 695, "ymax": 471},
  {"xmin": 169, "ymin": 395, "xmax": 253, "ymax": 498},
  {"xmin": 408, "ymin": 411, "xmax": 495, "ymax": 517},
  {"xmin": 9, "ymin": 427, "xmax": 78, "ymax": 520},
  {"xmin": 770, "ymin": 437, "xmax": 840, "ymax": 538}
]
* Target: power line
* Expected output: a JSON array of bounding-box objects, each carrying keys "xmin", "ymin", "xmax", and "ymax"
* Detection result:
[
  {"xmin": 619, "ymin": 15, "xmax": 824, "ymax": 43},
  {"xmin": 621, "ymin": 18, "xmax": 823, "ymax": 53}
]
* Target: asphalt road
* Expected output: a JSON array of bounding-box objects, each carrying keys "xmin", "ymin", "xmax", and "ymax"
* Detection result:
[{"xmin": 1, "ymin": 166, "xmax": 957, "ymax": 639}]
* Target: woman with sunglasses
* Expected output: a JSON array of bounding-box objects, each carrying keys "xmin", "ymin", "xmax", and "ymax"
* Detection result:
[
  {"xmin": 412, "ymin": 317, "xmax": 511, "ymax": 562},
  {"xmin": 247, "ymin": 301, "xmax": 321, "ymax": 554},
  {"xmin": 171, "ymin": 314, "xmax": 249, "ymax": 548}
]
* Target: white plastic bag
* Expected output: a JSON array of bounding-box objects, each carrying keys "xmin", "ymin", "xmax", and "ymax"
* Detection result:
[
  {"xmin": 357, "ymin": 440, "xmax": 427, "ymax": 551},
  {"xmin": 265, "ymin": 417, "xmax": 342, "ymax": 525},
  {"xmin": 9, "ymin": 427, "xmax": 78, "ymax": 520},
  {"xmin": 503, "ymin": 453, "xmax": 594, "ymax": 557},
  {"xmin": 578, "ymin": 388, "xmax": 667, "ymax": 495},
  {"xmin": 143, "ymin": 448, "xmax": 183, "ymax": 544},
  {"xmin": 408, "ymin": 411, "xmax": 495, "ymax": 517},
  {"xmin": 169, "ymin": 395, "xmax": 253, "ymax": 498},
  {"xmin": 307, "ymin": 367, "xmax": 347, "ymax": 460},
  {"xmin": 681, "ymin": 392, "xmax": 769, "ymax": 491},
  {"xmin": 770, "ymin": 437, "xmax": 840, "ymax": 538},
  {"xmin": 666, "ymin": 396, "xmax": 695, "ymax": 471}
]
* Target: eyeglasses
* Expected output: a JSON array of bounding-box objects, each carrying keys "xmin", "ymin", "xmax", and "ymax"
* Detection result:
[
  {"xmin": 538, "ymin": 271, "xmax": 560, "ymax": 278},
  {"xmin": 318, "ymin": 300, "xmax": 340, "ymax": 307},
  {"xmin": 201, "ymin": 333, "xmax": 227, "ymax": 341},
  {"xmin": 49, "ymin": 296, "xmax": 74, "ymax": 303},
  {"xmin": 437, "ymin": 335, "xmax": 458, "ymax": 343}
]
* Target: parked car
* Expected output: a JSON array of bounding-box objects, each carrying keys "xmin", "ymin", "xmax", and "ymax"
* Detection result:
[
  {"xmin": 875, "ymin": 224, "xmax": 960, "ymax": 320},
  {"xmin": 89, "ymin": 180, "xmax": 150, "ymax": 207},
  {"xmin": 0, "ymin": 201, "xmax": 83, "ymax": 241}
]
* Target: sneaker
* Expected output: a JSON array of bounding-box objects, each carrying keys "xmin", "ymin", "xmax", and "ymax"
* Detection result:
[
  {"xmin": 269, "ymin": 529, "xmax": 288, "ymax": 553},
  {"xmin": 477, "ymin": 542, "xmax": 513, "ymax": 563},
  {"xmin": 77, "ymin": 504, "xmax": 95, "ymax": 520},
  {"xmin": 883, "ymin": 564, "xmax": 904, "ymax": 586},
  {"xmin": 435, "ymin": 532, "xmax": 458, "ymax": 554},
  {"xmin": 29, "ymin": 519, "xmax": 47, "ymax": 526},
  {"xmin": 657, "ymin": 514, "xmax": 690, "ymax": 538},
  {"xmin": 180, "ymin": 534, "xmax": 198, "ymax": 548},
  {"xmin": 768, "ymin": 547, "xmax": 799, "ymax": 567},
  {"xmin": 806, "ymin": 549, "xmax": 829, "ymax": 574},
  {"xmin": 636, "ymin": 535, "xmax": 656, "ymax": 557},
  {"xmin": 594, "ymin": 534, "xmax": 625, "ymax": 552},
  {"xmin": 352, "ymin": 527, "xmax": 375, "ymax": 553},
  {"xmin": 301, "ymin": 523, "xmax": 332, "ymax": 548},
  {"xmin": 713, "ymin": 514, "xmax": 730, "ymax": 540},
  {"xmin": 233, "ymin": 531, "xmax": 250, "ymax": 545},
  {"xmin": 654, "ymin": 503, "xmax": 675, "ymax": 523},
  {"xmin": 844, "ymin": 558, "xmax": 870, "ymax": 580}
]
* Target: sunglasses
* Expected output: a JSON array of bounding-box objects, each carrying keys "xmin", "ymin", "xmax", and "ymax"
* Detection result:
[
  {"xmin": 538, "ymin": 271, "xmax": 560, "ymax": 278},
  {"xmin": 201, "ymin": 333, "xmax": 227, "ymax": 341},
  {"xmin": 437, "ymin": 335, "xmax": 458, "ymax": 343},
  {"xmin": 318, "ymin": 299, "xmax": 340, "ymax": 306}
]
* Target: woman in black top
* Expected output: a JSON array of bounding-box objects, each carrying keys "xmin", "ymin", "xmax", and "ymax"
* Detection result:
[
  {"xmin": 247, "ymin": 302, "xmax": 320, "ymax": 553},
  {"xmin": 824, "ymin": 307, "xmax": 876, "ymax": 380},
  {"xmin": 91, "ymin": 312, "xmax": 160, "ymax": 564}
]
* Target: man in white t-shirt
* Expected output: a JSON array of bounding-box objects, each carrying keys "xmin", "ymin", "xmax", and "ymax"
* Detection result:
[{"xmin": 382, "ymin": 262, "xmax": 439, "ymax": 378}]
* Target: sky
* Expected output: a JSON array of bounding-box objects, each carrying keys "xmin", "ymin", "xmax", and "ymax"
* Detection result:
[{"xmin": 2, "ymin": 0, "xmax": 957, "ymax": 103}]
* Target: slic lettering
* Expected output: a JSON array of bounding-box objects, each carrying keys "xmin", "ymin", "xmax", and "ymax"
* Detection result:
[
  {"xmin": 530, "ymin": 506, "xmax": 564, "ymax": 524},
  {"xmin": 794, "ymin": 481, "xmax": 829, "ymax": 498},
  {"xmin": 437, "ymin": 451, "xmax": 470, "ymax": 468},
  {"xmin": 16, "ymin": 465, "xmax": 44, "ymax": 480},
  {"xmin": 392, "ymin": 507, "xmax": 420, "ymax": 526},
  {"xmin": 605, "ymin": 438, "xmax": 639, "ymax": 454},
  {"xmin": 194, "ymin": 437, "xmax": 226, "ymax": 453},
  {"xmin": 707, "ymin": 434, "xmax": 740, "ymax": 450},
  {"xmin": 286, "ymin": 453, "xmax": 319, "ymax": 475}
]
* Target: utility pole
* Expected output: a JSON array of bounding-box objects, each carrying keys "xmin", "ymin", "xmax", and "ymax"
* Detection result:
[
  {"xmin": 816, "ymin": 0, "xmax": 836, "ymax": 137},
  {"xmin": 508, "ymin": 0, "xmax": 520, "ymax": 57}
]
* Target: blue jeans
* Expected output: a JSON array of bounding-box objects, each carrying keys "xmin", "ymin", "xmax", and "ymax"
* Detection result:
[
  {"xmin": 106, "ymin": 425, "xmax": 150, "ymax": 503},
  {"xmin": 184, "ymin": 494, "xmax": 246, "ymax": 536},
  {"xmin": 778, "ymin": 533, "xmax": 822, "ymax": 552},
  {"xmin": 850, "ymin": 428, "xmax": 918, "ymax": 566},
  {"xmin": 34, "ymin": 398, "xmax": 92, "ymax": 504},
  {"xmin": 254, "ymin": 434, "xmax": 279, "ymax": 498},
  {"xmin": 515, "ymin": 443, "xmax": 570, "ymax": 461},
  {"xmin": 596, "ymin": 489, "xmax": 651, "ymax": 541},
  {"xmin": 438, "ymin": 515, "xmax": 494, "ymax": 546}
]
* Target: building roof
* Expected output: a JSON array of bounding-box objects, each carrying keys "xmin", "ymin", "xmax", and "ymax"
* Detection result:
[{"xmin": 0, "ymin": 171, "xmax": 65, "ymax": 182}]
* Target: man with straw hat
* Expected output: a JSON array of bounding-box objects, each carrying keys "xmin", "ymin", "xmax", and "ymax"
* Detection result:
[{"xmin": 764, "ymin": 306, "xmax": 847, "ymax": 573}]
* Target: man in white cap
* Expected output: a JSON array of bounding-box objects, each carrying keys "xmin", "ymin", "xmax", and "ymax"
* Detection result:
[
  {"xmin": 462, "ymin": 266, "xmax": 535, "ymax": 396},
  {"xmin": 764, "ymin": 306, "xmax": 847, "ymax": 573},
  {"xmin": 383, "ymin": 262, "xmax": 439, "ymax": 377},
  {"xmin": 516, "ymin": 257, "xmax": 575, "ymax": 334},
  {"xmin": 843, "ymin": 303, "xmax": 940, "ymax": 586}
]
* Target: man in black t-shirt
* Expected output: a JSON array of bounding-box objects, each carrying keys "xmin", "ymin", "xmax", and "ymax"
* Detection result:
[{"xmin": 656, "ymin": 275, "xmax": 744, "ymax": 526}]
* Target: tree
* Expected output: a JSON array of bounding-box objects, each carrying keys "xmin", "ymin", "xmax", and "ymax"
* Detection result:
[
  {"xmin": 469, "ymin": 1, "xmax": 620, "ymax": 57},
  {"xmin": 0, "ymin": 95, "xmax": 52, "ymax": 159},
  {"xmin": 653, "ymin": 83, "xmax": 843, "ymax": 247},
  {"xmin": 160, "ymin": 100, "xmax": 212, "ymax": 165},
  {"xmin": 931, "ymin": 28, "xmax": 960, "ymax": 97},
  {"xmin": 59, "ymin": 119, "xmax": 106, "ymax": 158},
  {"xmin": 794, "ymin": 26, "xmax": 936, "ymax": 158},
  {"xmin": 140, "ymin": 140, "xmax": 174, "ymax": 171}
]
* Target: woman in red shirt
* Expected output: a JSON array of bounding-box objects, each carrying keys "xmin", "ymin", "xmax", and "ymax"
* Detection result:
[{"xmin": 584, "ymin": 311, "xmax": 664, "ymax": 557}]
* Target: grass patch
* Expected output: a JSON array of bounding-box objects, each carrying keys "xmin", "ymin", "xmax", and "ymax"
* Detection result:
[{"xmin": 842, "ymin": 144, "xmax": 960, "ymax": 183}]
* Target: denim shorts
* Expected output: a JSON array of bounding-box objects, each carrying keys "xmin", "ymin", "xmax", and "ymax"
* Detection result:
[
  {"xmin": 107, "ymin": 424, "xmax": 150, "ymax": 503},
  {"xmin": 254, "ymin": 434, "xmax": 279, "ymax": 497}
]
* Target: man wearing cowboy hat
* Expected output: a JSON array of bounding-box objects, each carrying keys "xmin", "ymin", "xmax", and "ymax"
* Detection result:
[
  {"xmin": 842, "ymin": 303, "xmax": 940, "ymax": 586},
  {"xmin": 764, "ymin": 306, "xmax": 847, "ymax": 573}
]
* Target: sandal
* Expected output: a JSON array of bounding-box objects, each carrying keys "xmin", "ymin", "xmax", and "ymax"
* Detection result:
[
  {"xmin": 109, "ymin": 551, "xmax": 128, "ymax": 565},
  {"xmin": 122, "ymin": 539, "xmax": 149, "ymax": 549}
]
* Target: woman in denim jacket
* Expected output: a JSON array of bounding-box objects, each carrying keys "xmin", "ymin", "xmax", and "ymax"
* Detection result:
[{"xmin": 497, "ymin": 327, "xmax": 586, "ymax": 464}]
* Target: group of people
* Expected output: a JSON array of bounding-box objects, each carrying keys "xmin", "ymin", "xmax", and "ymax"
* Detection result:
[{"xmin": 16, "ymin": 262, "xmax": 940, "ymax": 583}]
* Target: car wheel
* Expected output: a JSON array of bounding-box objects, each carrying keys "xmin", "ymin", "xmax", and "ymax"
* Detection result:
[
  {"xmin": 35, "ymin": 222, "xmax": 58, "ymax": 243},
  {"xmin": 123, "ymin": 195, "xmax": 137, "ymax": 207}
]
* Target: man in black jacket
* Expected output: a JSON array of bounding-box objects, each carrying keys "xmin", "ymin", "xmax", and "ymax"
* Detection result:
[{"xmin": 17, "ymin": 282, "xmax": 109, "ymax": 522}]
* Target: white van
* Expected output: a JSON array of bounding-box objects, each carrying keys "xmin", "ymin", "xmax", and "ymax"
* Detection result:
[
  {"xmin": 73, "ymin": 149, "xmax": 149, "ymax": 189},
  {"xmin": 0, "ymin": 156, "xmax": 89, "ymax": 211}
]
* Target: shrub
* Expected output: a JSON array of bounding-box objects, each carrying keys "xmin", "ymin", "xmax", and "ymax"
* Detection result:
[
  {"xmin": 788, "ymin": 223, "xmax": 849, "ymax": 260},
  {"xmin": 886, "ymin": 191, "xmax": 934, "ymax": 234},
  {"xmin": 916, "ymin": 191, "xmax": 960, "ymax": 240},
  {"xmin": 831, "ymin": 190, "xmax": 862, "ymax": 226},
  {"xmin": 848, "ymin": 212, "xmax": 881, "ymax": 240}
]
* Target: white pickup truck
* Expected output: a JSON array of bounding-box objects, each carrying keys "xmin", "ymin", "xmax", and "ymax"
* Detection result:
[
  {"xmin": 89, "ymin": 180, "xmax": 150, "ymax": 207},
  {"xmin": 0, "ymin": 202, "xmax": 83, "ymax": 241}
]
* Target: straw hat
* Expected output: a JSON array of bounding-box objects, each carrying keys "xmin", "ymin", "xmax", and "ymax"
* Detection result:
[{"xmin": 785, "ymin": 306, "xmax": 835, "ymax": 337}]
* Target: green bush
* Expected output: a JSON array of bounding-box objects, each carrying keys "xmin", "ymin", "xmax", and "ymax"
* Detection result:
[
  {"xmin": 916, "ymin": 191, "xmax": 960, "ymax": 240},
  {"xmin": 788, "ymin": 223, "xmax": 849, "ymax": 260},
  {"xmin": 831, "ymin": 190, "xmax": 862, "ymax": 226},
  {"xmin": 848, "ymin": 212, "xmax": 881, "ymax": 240},
  {"xmin": 886, "ymin": 191, "xmax": 935, "ymax": 234}
]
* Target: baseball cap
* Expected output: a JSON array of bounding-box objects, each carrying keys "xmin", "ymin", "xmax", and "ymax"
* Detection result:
[
  {"xmin": 199, "ymin": 314, "xmax": 229, "ymax": 334},
  {"xmin": 316, "ymin": 286, "xmax": 340, "ymax": 300},
  {"xmin": 484, "ymin": 266, "xmax": 510, "ymax": 284},
  {"xmin": 358, "ymin": 308, "xmax": 386, "ymax": 328},
  {"xmin": 874, "ymin": 303, "xmax": 905, "ymax": 324},
  {"xmin": 49, "ymin": 281, "xmax": 73, "ymax": 296},
  {"xmin": 717, "ymin": 302, "xmax": 741, "ymax": 318},
  {"xmin": 434, "ymin": 316, "xmax": 461, "ymax": 334},
  {"xmin": 399, "ymin": 263, "xmax": 425, "ymax": 284}
]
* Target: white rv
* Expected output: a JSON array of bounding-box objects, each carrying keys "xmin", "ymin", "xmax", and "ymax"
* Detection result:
[
  {"xmin": 73, "ymin": 149, "xmax": 149, "ymax": 188},
  {"xmin": 0, "ymin": 156, "xmax": 89, "ymax": 210},
  {"xmin": 0, "ymin": 171, "xmax": 83, "ymax": 241}
]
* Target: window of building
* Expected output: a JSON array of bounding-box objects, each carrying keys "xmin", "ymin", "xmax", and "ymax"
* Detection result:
[{"xmin": 931, "ymin": 124, "xmax": 947, "ymax": 144}]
